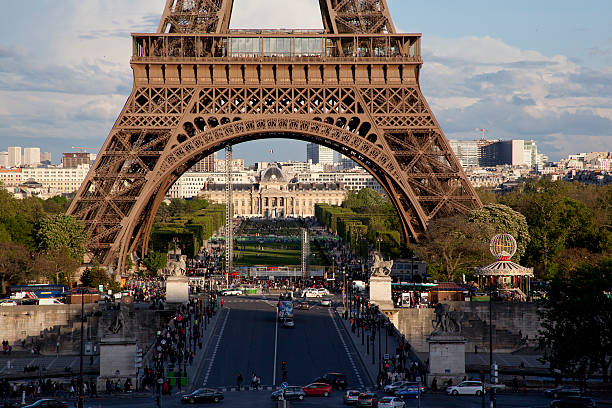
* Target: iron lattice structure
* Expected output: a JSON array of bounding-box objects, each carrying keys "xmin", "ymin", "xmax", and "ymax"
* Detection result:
[
  {"xmin": 224, "ymin": 146, "xmax": 233, "ymax": 274},
  {"xmin": 68, "ymin": 0, "xmax": 482, "ymax": 271}
]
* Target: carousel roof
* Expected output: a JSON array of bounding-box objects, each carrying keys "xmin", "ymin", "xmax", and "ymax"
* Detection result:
[{"xmin": 475, "ymin": 260, "xmax": 534, "ymax": 277}]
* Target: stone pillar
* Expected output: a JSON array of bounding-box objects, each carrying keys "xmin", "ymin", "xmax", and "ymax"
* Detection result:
[
  {"xmin": 427, "ymin": 334, "xmax": 467, "ymax": 387},
  {"xmin": 369, "ymin": 275, "xmax": 394, "ymax": 310},
  {"xmin": 166, "ymin": 276, "xmax": 189, "ymax": 303}
]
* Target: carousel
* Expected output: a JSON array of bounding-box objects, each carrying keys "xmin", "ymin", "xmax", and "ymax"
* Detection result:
[{"xmin": 475, "ymin": 234, "xmax": 534, "ymax": 300}]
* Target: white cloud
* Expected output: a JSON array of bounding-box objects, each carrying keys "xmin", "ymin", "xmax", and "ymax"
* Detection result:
[{"xmin": 420, "ymin": 36, "xmax": 612, "ymax": 158}]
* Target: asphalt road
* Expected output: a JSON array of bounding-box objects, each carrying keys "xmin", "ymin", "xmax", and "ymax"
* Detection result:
[{"xmin": 195, "ymin": 296, "xmax": 368, "ymax": 389}]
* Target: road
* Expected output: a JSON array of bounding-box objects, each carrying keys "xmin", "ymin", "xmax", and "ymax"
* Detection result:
[{"xmin": 196, "ymin": 296, "xmax": 368, "ymax": 389}]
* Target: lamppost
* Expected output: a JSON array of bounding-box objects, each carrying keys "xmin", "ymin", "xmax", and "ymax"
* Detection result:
[
  {"xmin": 376, "ymin": 236, "xmax": 382, "ymax": 253},
  {"xmin": 489, "ymin": 278, "xmax": 497, "ymax": 408},
  {"xmin": 77, "ymin": 287, "xmax": 85, "ymax": 408}
]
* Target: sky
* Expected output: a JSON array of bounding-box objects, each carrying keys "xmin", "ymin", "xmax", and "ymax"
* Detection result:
[{"xmin": 0, "ymin": 0, "xmax": 611, "ymax": 164}]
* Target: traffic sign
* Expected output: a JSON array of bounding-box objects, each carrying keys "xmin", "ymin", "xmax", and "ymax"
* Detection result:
[
  {"xmin": 281, "ymin": 382, "xmax": 288, "ymax": 389},
  {"xmin": 384, "ymin": 354, "xmax": 389, "ymax": 360}
]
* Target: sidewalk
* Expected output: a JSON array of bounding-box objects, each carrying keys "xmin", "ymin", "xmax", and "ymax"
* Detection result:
[{"xmin": 336, "ymin": 306, "xmax": 420, "ymax": 388}]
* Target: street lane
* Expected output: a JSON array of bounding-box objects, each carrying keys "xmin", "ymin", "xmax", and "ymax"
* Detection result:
[
  {"xmin": 199, "ymin": 298, "xmax": 277, "ymax": 388},
  {"xmin": 275, "ymin": 304, "xmax": 368, "ymax": 389},
  {"xmin": 193, "ymin": 296, "xmax": 371, "ymax": 391}
]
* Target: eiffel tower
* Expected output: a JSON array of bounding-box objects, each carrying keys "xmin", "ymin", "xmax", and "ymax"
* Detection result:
[{"xmin": 68, "ymin": 0, "xmax": 482, "ymax": 270}]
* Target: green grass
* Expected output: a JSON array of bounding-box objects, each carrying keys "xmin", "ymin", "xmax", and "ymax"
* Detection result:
[{"xmin": 234, "ymin": 243, "xmax": 330, "ymax": 267}]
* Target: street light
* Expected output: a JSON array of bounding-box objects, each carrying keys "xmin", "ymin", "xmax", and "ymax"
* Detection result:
[
  {"xmin": 376, "ymin": 236, "xmax": 382, "ymax": 253},
  {"xmin": 77, "ymin": 287, "xmax": 85, "ymax": 408}
]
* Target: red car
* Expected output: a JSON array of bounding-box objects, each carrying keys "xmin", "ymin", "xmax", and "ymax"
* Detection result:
[{"xmin": 302, "ymin": 382, "xmax": 332, "ymax": 397}]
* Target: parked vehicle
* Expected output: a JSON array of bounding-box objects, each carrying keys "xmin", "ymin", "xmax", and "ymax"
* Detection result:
[
  {"xmin": 544, "ymin": 386, "xmax": 581, "ymax": 399},
  {"xmin": 320, "ymin": 299, "xmax": 332, "ymax": 307},
  {"xmin": 302, "ymin": 383, "xmax": 332, "ymax": 397},
  {"xmin": 395, "ymin": 383, "xmax": 421, "ymax": 399},
  {"xmin": 181, "ymin": 388, "xmax": 224, "ymax": 403},
  {"xmin": 37, "ymin": 298, "xmax": 64, "ymax": 305},
  {"xmin": 0, "ymin": 300, "xmax": 17, "ymax": 306},
  {"xmin": 446, "ymin": 381, "xmax": 485, "ymax": 396},
  {"xmin": 313, "ymin": 372, "xmax": 348, "ymax": 390},
  {"xmin": 271, "ymin": 386, "xmax": 306, "ymax": 401},
  {"xmin": 377, "ymin": 396, "xmax": 406, "ymax": 408},
  {"xmin": 22, "ymin": 400, "xmax": 68, "ymax": 408},
  {"xmin": 220, "ymin": 289, "xmax": 242, "ymax": 296},
  {"xmin": 383, "ymin": 381, "xmax": 409, "ymax": 394},
  {"xmin": 344, "ymin": 389, "xmax": 361, "ymax": 405},
  {"xmin": 549, "ymin": 396, "xmax": 596, "ymax": 407},
  {"xmin": 357, "ymin": 392, "xmax": 379, "ymax": 407}
]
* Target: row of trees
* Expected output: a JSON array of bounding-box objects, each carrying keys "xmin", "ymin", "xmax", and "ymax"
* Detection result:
[
  {"xmin": 0, "ymin": 186, "xmax": 89, "ymax": 293},
  {"xmin": 315, "ymin": 188, "xmax": 403, "ymax": 259},
  {"xmin": 145, "ymin": 198, "xmax": 225, "ymax": 274}
]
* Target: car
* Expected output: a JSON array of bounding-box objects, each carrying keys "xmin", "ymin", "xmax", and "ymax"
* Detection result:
[
  {"xmin": 395, "ymin": 383, "xmax": 421, "ymax": 399},
  {"xmin": 545, "ymin": 386, "xmax": 582, "ymax": 399},
  {"xmin": 357, "ymin": 392, "xmax": 379, "ymax": 407},
  {"xmin": 295, "ymin": 301, "xmax": 311, "ymax": 310},
  {"xmin": 0, "ymin": 300, "xmax": 17, "ymax": 306},
  {"xmin": 181, "ymin": 388, "xmax": 224, "ymax": 403},
  {"xmin": 550, "ymin": 396, "xmax": 597, "ymax": 407},
  {"xmin": 302, "ymin": 383, "xmax": 332, "ymax": 397},
  {"xmin": 383, "ymin": 381, "xmax": 409, "ymax": 394},
  {"xmin": 271, "ymin": 386, "xmax": 306, "ymax": 401},
  {"xmin": 221, "ymin": 289, "xmax": 242, "ymax": 296},
  {"xmin": 446, "ymin": 381, "xmax": 485, "ymax": 396},
  {"xmin": 22, "ymin": 399, "xmax": 68, "ymax": 408},
  {"xmin": 281, "ymin": 318, "xmax": 295, "ymax": 328},
  {"xmin": 377, "ymin": 396, "xmax": 406, "ymax": 408},
  {"xmin": 303, "ymin": 289, "xmax": 322, "ymax": 298},
  {"xmin": 320, "ymin": 299, "xmax": 332, "ymax": 307},
  {"xmin": 344, "ymin": 389, "xmax": 361, "ymax": 405},
  {"xmin": 314, "ymin": 372, "xmax": 348, "ymax": 390}
]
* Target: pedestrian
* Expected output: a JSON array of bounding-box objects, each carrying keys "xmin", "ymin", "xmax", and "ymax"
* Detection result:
[
  {"xmin": 431, "ymin": 377, "xmax": 437, "ymax": 392},
  {"xmin": 237, "ymin": 373, "xmax": 243, "ymax": 390}
]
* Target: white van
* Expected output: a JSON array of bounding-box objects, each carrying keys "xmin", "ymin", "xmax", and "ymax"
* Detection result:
[{"xmin": 38, "ymin": 298, "xmax": 64, "ymax": 305}]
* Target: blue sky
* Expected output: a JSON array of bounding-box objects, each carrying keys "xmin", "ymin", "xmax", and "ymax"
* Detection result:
[{"xmin": 0, "ymin": 0, "xmax": 611, "ymax": 163}]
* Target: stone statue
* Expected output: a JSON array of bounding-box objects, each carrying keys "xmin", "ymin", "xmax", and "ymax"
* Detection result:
[
  {"xmin": 165, "ymin": 255, "xmax": 187, "ymax": 276},
  {"xmin": 370, "ymin": 252, "xmax": 393, "ymax": 277},
  {"xmin": 431, "ymin": 303, "xmax": 463, "ymax": 335},
  {"xmin": 109, "ymin": 310, "xmax": 125, "ymax": 335}
]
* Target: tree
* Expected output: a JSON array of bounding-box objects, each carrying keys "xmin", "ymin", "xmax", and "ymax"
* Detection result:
[
  {"xmin": 33, "ymin": 248, "xmax": 81, "ymax": 288},
  {"xmin": 35, "ymin": 214, "xmax": 86, "ymax": 261},
  {"xmin": 0, "ymin": 242, "xmax": 31, "ymax": 294},
  {"xmin": 469, "ymin": 204, "xmax": 530, "ymax": 261},
  {"xmin": 538, "ymin": 258, "xmax": 612, "ymax": 385},
  {"xmin": 80, "ymin": 263, "xmax": 109, "ymax": 289},
  {"xmin": 417, "ymin": 216, "xmax": 494, "ymax": 282},
  {"xmin": 143, "ymin": 251, "xmax": 168, "ymax": 275}
]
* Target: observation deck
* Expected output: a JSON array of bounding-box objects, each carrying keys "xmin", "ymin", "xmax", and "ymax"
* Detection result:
[{"xmin": 131, "ymin": 30, "xmax": 421, "ymax": 64}]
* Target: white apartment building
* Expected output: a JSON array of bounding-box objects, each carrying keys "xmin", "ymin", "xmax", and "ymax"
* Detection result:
[
  {"xmin": 8, "ymin": 147, "xmax": 21, "ymax": 168},
  {"xmin": 0, "ymin": 152, "xmax": 8, "ymax": 168},
  {"xmin": 40, "ymin": 152, "xmax": 51, "ymax": 163},
  {"xmin": 214, "ymin": 158, "xmax": 245, "ymax": 172},
  {"xmin": 294, "ymin": 170, "xmax": 383, "ymax": 193},
  {"xmin": 0, "ymin": 165, "xmax": 90, "ymax": 195},
  {"xmin": 167, "ymin": 171, "xmax": 253, "ymax": 199},
  {"xmin": 23, "ymin": 148, "xmax": 41, "ymax": 167}
]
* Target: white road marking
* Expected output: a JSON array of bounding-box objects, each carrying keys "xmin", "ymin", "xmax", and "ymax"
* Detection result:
[
  {"xmin": 272, "ymin": 306, "xmax": 278, "ymax": 386},
  {"xmin": 202, "ymin": 309, "xmax": 230, "ymax": 386},
  {"xmin": 329, "ymin": 309, "xmax": 365, "ymax": 389}
]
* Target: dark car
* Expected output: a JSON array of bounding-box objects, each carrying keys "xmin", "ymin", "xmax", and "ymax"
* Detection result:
[
  {"xmin": 22, "ymin": 400, "xmax": 68, "ymax": 408},
  {"xmin": 550, "ymin": 396, "xmax": 596, "ymax": 407},
  {"xmin": 295, "ymin": 301, "xmax": 311, "ymax": 310},
  {"xmin": 271, "ymin": 386, "xmax": 306, "ymax": 401},
  {"xmin": 357, "ymin": 392, "xmax": 378, "ymax": 407},
  {"xmin": 181, "ymin": 388, "xmax": 224, "ymax": 404},
  {"xmin": 314, "ymin": 372, "xmax": 348, "ymax": 390},
  {"xmin": 544, "ymin": 386, "xmax": 581, "ymax": 399}
]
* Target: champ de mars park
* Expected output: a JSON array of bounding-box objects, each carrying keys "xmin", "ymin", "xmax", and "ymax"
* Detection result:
[{"xmin": 0, "ymin": 1, "xmax": 611, "ymax": 408}]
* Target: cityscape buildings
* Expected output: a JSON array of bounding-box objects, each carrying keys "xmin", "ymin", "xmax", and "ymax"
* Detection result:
[
  {"xmin": 23, "ymin": 147, "xmax": 41, "ymax": 167},
  {"xmin": 306, "ymin": 142, "xmax": 334, "ymax": 165}
]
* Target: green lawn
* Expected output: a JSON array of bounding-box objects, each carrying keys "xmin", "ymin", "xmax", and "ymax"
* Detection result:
[{"xmin": 234, "ymin": 243, "xmax": 329, "ymax": 267}]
